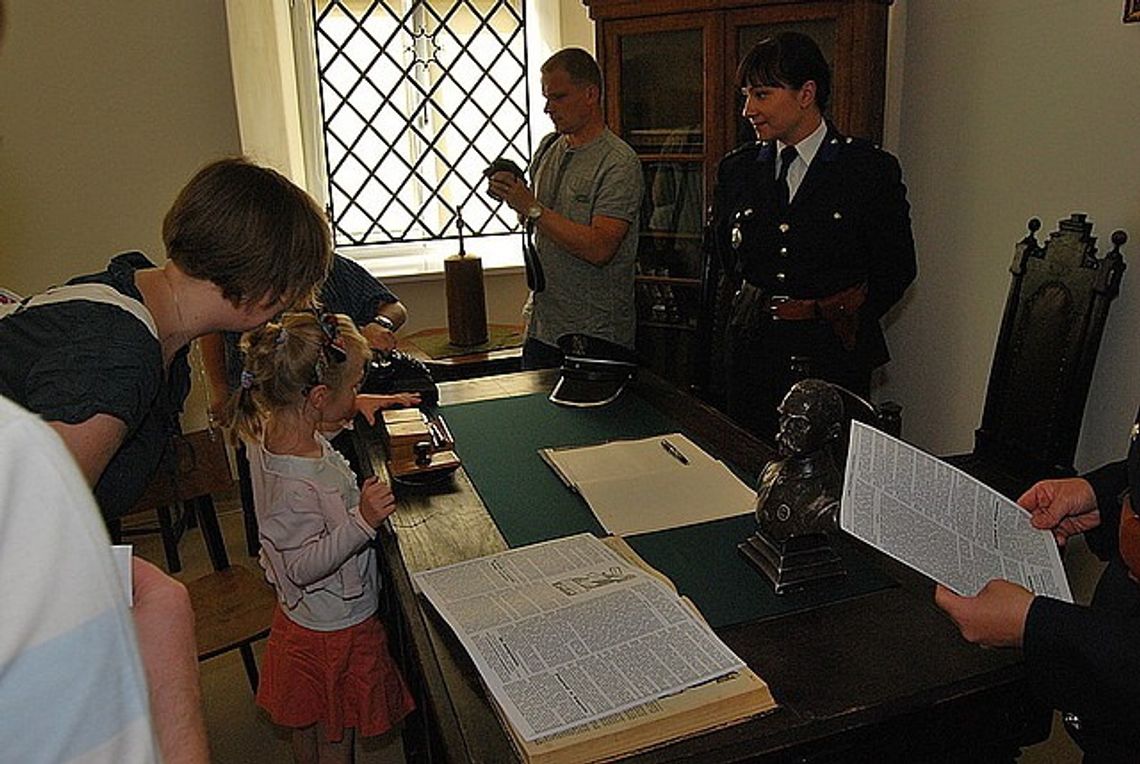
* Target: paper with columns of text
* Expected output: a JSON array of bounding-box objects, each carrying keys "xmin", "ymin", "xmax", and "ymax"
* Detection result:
[{"xmin": 840, "ymin": 421, "xmax": 1072, "ymax": 601}]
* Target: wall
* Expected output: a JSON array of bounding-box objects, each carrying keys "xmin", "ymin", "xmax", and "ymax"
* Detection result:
[
  {"xmin": 0, "ymin": 1, "xmax": 241, "ymax": 293},
  {"xmin": 883, "ymin": 0, "xmax": 1140, "ymax": 470}
]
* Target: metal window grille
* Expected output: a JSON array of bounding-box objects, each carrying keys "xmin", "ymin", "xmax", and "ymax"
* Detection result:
[{"xmin": 312, "ymin": 0, "xmax": 530, "ymax": 250}]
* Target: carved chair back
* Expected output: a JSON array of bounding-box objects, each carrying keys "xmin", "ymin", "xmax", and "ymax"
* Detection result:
[{"xmin": 974, "ymin": 214, "xmax": 1126, "ymax": 481}]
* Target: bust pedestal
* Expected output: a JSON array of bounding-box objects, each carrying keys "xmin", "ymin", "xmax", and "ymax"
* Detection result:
[{"xmin": 738, "ymin": 531, "xmax": 845, "ymax": 595}]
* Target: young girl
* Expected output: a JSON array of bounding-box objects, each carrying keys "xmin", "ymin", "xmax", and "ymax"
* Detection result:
[{"xmin": 227, "ymin": 310, "xmax": 417, "ymax": 763}]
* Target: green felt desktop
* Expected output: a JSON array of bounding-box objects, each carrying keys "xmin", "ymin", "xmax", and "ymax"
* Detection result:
[{"xmin": 443, "ymin": 392, "xmax": 894, "ymax": 629}]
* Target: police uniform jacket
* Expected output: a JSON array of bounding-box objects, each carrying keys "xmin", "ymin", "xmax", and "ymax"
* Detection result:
[
  {"xmin": 1021, "ymin": 406, "xmax": 1140, "ymax": 757},
  {"xmin": 708, "ymin": 124, "xmax": 916, "ymax": 369}
]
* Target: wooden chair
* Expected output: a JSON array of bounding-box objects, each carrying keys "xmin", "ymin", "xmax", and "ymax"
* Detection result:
[
  {"xmin": 132, "ymin": 429, "xmax": 276, "ymax": 692},
  {"xmin": 944, "ymin": 214, "xmax": 1127, "ymax": 499}
]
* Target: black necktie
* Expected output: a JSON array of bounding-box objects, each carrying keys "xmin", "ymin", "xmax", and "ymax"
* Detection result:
[{"xmin": 776, "ymin": 145, "xmax": 798, "ymax": 210}]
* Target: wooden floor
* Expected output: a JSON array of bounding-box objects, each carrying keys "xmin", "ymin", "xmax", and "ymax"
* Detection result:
[{"xmin": 127, "ymin": 492, "xmax": 407, "ymax": 764}]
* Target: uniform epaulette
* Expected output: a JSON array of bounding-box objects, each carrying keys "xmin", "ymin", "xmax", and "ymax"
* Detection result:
[
  {"xmin": 721, "ymin": 140, "xmax": 765, "ymax": 162},
  {"xmin": 717, "ymin": 141, "xmax": 765, "ymax": 174},
  {"xmin": 828, "ymin": 134, "xmax": 881, "ymax": 152}
]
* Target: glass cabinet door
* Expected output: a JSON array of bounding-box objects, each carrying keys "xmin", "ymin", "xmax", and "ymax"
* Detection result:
[{"xmin": 618, "ymin": 29, "xmax": 704, "ymax": 154}]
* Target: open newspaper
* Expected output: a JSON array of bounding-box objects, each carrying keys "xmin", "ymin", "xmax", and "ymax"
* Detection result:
[
  {"xmin": 840, "ymin": 421, "xmax": 1072, "ymax": 601},
  {"xmin": 413, "ymin": 533, "xmax": 775, "ymax": 762}
]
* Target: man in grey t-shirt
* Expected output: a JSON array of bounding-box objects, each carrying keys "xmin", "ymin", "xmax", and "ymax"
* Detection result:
[{"xmin": 487, "ymin": 47, "xmax": 643, "ymax": 369}]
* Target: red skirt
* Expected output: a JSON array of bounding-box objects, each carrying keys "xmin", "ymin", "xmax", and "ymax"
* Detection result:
[{"xmin": 256, "ymin": 606, "xmax": 415, "ymax": 742}]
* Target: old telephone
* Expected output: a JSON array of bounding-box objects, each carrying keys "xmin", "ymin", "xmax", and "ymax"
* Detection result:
[
  {"xmin": 377, "ymin": 407, "xmax": 460, "ymax": 485},
  {"xmin": 360, "ymin": 349, "xmax": 458, "ymax": 484},
  {"xmin": 362, "ymin": 348, "xmax": 438, "ymax": 406}
]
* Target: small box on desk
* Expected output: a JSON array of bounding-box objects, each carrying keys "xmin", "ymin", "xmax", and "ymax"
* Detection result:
[{"xmin": 380, "ymin": 408, "xmax": 461, "ymax": 483}]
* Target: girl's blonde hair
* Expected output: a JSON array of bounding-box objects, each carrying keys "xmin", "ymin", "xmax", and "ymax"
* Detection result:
[{"xmin": 225, "ymin": 311, "xmax": 369, "ymax": 442}]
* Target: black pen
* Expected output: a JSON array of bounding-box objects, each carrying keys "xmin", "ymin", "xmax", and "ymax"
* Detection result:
[{"xmin": 660, "ymin": 438, "xmax": 689, "ymax": 465}]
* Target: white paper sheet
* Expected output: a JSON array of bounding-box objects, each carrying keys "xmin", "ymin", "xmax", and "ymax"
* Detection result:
[
  {"xmin": 538, "ymin": 433, "xmax": 756, "ymax": 536},
  {"xmin": 840, "ymin": 421, "xmax": 1072, "ymax": 601},
  {"xmin": 111, "ymin": 544, "xmax": 133, "ymax": 606}
]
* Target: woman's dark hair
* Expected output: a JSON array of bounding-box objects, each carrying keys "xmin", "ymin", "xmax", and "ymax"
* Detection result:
[{"xmin": 735, "ymin": 31, "xmax": 831, "ymax": 112}]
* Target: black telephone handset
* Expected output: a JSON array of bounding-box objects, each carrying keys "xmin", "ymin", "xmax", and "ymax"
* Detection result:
[{"xmin": 362, "ymin": 349, "xmax": 439, "ymax": 407}]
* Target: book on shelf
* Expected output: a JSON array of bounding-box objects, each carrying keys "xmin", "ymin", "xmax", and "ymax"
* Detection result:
[
  {"xmin": 413, "ymin": 533, "xmax": 776, "ymax": 764},
  {"xmin": 538, "ymin": 433, "xmax": 756, "ymax": 536}
]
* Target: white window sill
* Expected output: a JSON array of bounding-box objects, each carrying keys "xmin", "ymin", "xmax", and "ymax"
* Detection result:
[{"xmin": 343, "ymin": 233, "xmax": 526, "ymax": 284}]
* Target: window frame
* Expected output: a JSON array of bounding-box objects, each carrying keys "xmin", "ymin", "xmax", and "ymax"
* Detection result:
[{"xmin": 290, "ymin": 0, "xmax": 559, "ymax": 279}]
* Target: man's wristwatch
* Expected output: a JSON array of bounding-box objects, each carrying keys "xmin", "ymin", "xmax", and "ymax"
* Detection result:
[
  {"xmin": 370, "ymin": 314, "xmax": 396, "ymax": 331},
  {"xmin": 524, "ymin": 203, "xmax": 544, "ymax": 224}
]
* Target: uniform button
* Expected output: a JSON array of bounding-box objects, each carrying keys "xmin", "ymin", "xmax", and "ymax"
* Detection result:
[
  {"xmin": 833, "ymin": 211, "xmax": 842, "ymax": 219},
  {"xmin": 776, "ymin": 272, "xmax": 786, "ymax": 282},
  {"xmin": 846, "ymin": 137, "xmax": 853, "ymax": 144},
  {"xmin": 830, "ymin": 137, "xmax": 839, "ymax": 144},
  {"xmin": 779, "ymin": 223, "xmax": 790, "ymax": 233},
  {"xmin": 1132, "ymin": 422, "xmax": 1139, "ymax": 441},
  {"xmin": 779, "ymin": 247, "xmax": 788, "ymax": 256}
]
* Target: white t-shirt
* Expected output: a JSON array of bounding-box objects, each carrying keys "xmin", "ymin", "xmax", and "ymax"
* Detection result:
[{"xmin": 0, "ymin": 395, "xmax": 159, "ymax": 762}]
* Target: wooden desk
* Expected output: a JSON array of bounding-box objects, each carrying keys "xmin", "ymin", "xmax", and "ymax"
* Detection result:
[
  {"xmin": 398, "ymin": 324, "xmax": 523, "ymax": 381},
  {"xmin": 354, "ymin": 371, "xmax": 1049, "ymax": 763}
]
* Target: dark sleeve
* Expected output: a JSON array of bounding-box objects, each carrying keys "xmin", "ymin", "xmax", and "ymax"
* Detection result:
[
  {"xmin": 1023, "ymin": 563, "xmax": 1140, "ymax": 733},
  {"xmin": 861, "ymin": 152, "xmax": 917, "ymax": 319},
  {"xmin": 320, "ymin": 254, "xmax": 397, "ymax": 328},
  {"xmin": 22, "ymin": 306, "xmax": 162, "ymax": 433},
  {"xmin": 1084, "ymin": 460, "xmax": 1128, "ymax": 560},
  {"xmin": 704, "ymin": 157, "xmax": 740, "ymax": 282}
]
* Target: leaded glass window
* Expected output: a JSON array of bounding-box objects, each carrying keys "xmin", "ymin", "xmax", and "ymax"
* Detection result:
[{"xmin": 312, "ymin": 0, "xmax": 530, "ymax": 250}]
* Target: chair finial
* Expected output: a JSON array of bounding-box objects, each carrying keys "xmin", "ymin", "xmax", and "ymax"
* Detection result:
[{"xmin": 1110, "ymin": 229, "xmax": 1128, "ymax": 253}]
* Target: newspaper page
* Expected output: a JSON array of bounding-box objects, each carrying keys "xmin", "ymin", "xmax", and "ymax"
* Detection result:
[
  {"xmin": 412, "ymin": 533, "xmax": 746, "ymax": 741},
  {"xmin": 840, "ymin": 421, "xmax": 1072, "ymax": 602}
]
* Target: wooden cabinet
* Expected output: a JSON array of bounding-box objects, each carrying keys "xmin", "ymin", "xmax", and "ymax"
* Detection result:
[{"xmin": 584, "ymin": 0, "xmax": 890, "ymax": 392}]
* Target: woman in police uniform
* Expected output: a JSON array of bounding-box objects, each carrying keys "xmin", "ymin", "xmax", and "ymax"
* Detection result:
[
  {"xmin": 706, "ymin": 32, "xmax": 916, "ymax": 438},
  {"xmin": 937, "ymin": 407, "xmax": 1140, "ymax": 760}
]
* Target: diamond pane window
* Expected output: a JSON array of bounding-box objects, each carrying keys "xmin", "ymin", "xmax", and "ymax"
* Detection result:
[{"xmin": 313, "ymin": 0, "xmax": 530, "ymax": 249}]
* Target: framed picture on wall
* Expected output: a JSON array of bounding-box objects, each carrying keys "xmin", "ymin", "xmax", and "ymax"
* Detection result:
[{"xmin": 1126, "ymin": 0, "xmax": 1140, "ymax": 23}]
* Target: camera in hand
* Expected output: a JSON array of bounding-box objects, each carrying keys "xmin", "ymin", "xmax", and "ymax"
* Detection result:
[{"xmin": 483, "ymin": 157, "xmax": 526, "ymax": 181}]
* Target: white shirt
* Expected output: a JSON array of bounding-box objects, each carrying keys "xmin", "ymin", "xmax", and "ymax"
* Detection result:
[
  {"xmin": 0, "ymin": 395, "xmax": 160, "ymax": 762},
  {"xmin": 777, "ymin": 118, "xmax": 827, "ymax": 203}
]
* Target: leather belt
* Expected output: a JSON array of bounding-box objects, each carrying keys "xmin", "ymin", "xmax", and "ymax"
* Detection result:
[
  {"xmin": 765, "ymin": 294, "xmax": 823, "ymax": 321},
  {"xmin": 745, "ymin": 281, "xmax": 869, "ymax": 350}
]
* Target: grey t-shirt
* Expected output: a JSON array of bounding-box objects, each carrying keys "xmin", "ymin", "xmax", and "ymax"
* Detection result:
[{"xmin": 528, "ymin": 129, "xmax": 643, "ymax": 350}]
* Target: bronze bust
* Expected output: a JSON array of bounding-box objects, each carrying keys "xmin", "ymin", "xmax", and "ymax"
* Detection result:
[
  {"xmin": 740, "ymin": 379, "xmax": 847, "ymax": 592},
  {"xmin": 754, "ymin": 379, "xmax": 844, "ymax": 542}
]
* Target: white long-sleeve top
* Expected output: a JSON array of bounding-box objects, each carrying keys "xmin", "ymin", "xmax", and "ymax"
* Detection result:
[{"xmin": 247, "ymin": 434, "xmax": 378, "ymax": 631}]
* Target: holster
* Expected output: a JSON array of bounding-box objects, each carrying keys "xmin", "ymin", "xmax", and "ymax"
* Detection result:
[{"xmin": 817, "ymin": 282, "xmax": 868, "ymax": 351}]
